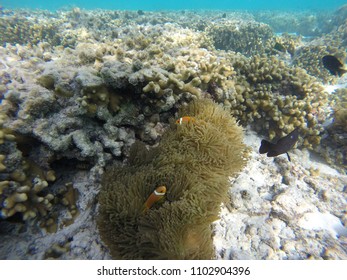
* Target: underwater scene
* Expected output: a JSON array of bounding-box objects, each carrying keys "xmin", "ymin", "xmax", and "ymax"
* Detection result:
[{"xmin": 0, "ymin": 1, "xmax": 346, "ymax": 260}]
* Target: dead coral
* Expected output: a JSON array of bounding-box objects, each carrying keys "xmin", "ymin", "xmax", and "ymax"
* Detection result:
[{"xmin": 97, "ymin": 99, "xmax": 248, "ymax": 259}]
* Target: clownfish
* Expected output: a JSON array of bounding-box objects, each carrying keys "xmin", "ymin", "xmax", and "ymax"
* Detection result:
[
  {"xmin": 176, "ymin": 116, "xmax": 195, "ymax": 125},
  {"xmin": 142, "ymin": 185, "xmax": 166, "ymax": 213}
]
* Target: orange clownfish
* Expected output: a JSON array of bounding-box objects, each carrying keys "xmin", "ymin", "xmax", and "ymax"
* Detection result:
[
  {"xmin": 142, "ymin": 185, "xmax": 166, "ymax": 213},
  {"xmin": 175, "ymin": 116, "xmax": 195, "ymax": 125}
]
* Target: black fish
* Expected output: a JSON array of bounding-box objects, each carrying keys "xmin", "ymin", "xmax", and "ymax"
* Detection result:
[
  {"xmin": 322, "ymin": 55, "xmax": 347, "ymax": 77},
  {"xmin": 274, "ymin": 42, "xmax": 286, "ymax": 53},
  {"xmin": 259, "ymin": 128, "xmax": 299, "ymax": 161}
]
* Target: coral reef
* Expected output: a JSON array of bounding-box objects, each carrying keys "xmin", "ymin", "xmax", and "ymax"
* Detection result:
[
  {"xmin": 0, "ymin": 15, "xmax": 336, "ymax": 228},
  {"xmin": 97, "ymin": 99, "xmax": 248, "ymax": 259},
  {"xmin": 318, "ymin": 88, "xmax": 347, "ymax": 168},
  {"xmin": 0, "ymin": 23, "xmax": 237, "ymax": 228},
  {"xmin": 266, "ymin": 33, "xmax": 301, "ymax": 57},
  {"xmin": 205, "ymin": 20, "xmax": 273, "ymax": 56},
  {"xmin": 0, "ymin": 7, "xmax": 345, "ymax": 261},
  {"xmin": 228, "ymin": 55, "xmax": 330, "ymax": 148},
  {"xmin": 292, "ymin": 36, "xmax": 346, "ymax": 83},
  {"xmin": 0, "ymin": 112, "xmax": 56, "ymax": 221},
  {"xmin": 0, "ymin": 14, "xmax": 62, "ymax": 46},
  {"xmin": 293, "ymin": 46, "xmax": 337, "ymax": 84},
  {"xmin": 325, "ymin": 4, "xmax": 347, "ymax": 34},
  {"xmin": 253, "ymin": 11, "xmax": 332, "ymax": 36}
]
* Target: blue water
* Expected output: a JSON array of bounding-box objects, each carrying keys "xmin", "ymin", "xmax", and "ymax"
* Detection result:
[{"xmin": 1, "ymin": 0, "xmax": 346, "ymax": 11}]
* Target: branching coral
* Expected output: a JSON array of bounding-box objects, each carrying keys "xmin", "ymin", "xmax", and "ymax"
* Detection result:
[
  {"xmin": 2, "ymin": 19, "xmax": 333, "ymax": 168},
  {"xmin": 266, "ymin": 33, "xmax": 301, "ymax": 57},
  {"xmin": 292, "ymin": 16, "xmax": 347, "ymax": 83},
  {"xmin": 0, "ymin": 15, "xmax": 62, "ymax": 46},
  {"xmin": 0, "ymin": 111, "xmax": 80, "ymax": 228},
  {"xmin": 205, "ymin": 20, "xmax": 273, "ymax": 56},
  {"xmin": 101, "ymin": 48, "xmax": 235, "ymax": 104},
  {"xmin": 97, "ymin": 99, "xmax": 248, "ymax": 259},
  {"xmin": 0, "ymin": 112, "xmax": 57, "ymax": 220},
  {"xmin": 318, "ymin": 88, "xmax": 347, "ymax": 168},
  {"xmin": 228, "ymin": 55, "xmax": 330, "ymax": 148},
  {"xmin": 293, "ymin": 45, "xmax": 346, "ymax": 84}
]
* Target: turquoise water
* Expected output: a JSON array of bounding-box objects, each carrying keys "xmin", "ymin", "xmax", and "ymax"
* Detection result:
[{"xmin": 1, "ymin": 0, "xmax": 346, "ymax": 11}]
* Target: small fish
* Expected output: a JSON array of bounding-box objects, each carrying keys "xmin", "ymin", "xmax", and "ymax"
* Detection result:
[
  {"xmin": 259, "ymin": 128, "xmax": 299, "ymax": 161},
  {"xmin": 322, "ymin": 55, "xmax": 347, "ymax": 77},
  {"xmin": 142, "ymin": 185, "xmax": 166, "ymax": 213},
  {"xmin": 273, "ymin": 42, "xmax": 286, "ymax": 53},
  {"xmin": 175, "ymin": 116, "xmax": 195, "ymax": 125}
]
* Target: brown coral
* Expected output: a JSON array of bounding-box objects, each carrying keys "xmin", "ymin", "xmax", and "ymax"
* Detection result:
[
  {"xmin": 206, "ymin": 20, "xmax": 274, "ymax": 56},
  {"xmin": 228, "ymin": 55, "xmax": 329, "ymax": 148}
]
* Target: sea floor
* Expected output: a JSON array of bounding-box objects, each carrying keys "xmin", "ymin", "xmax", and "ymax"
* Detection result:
[{"xmin": 214, "ymin": 129, "xmax": 347, "ymax": 260}]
